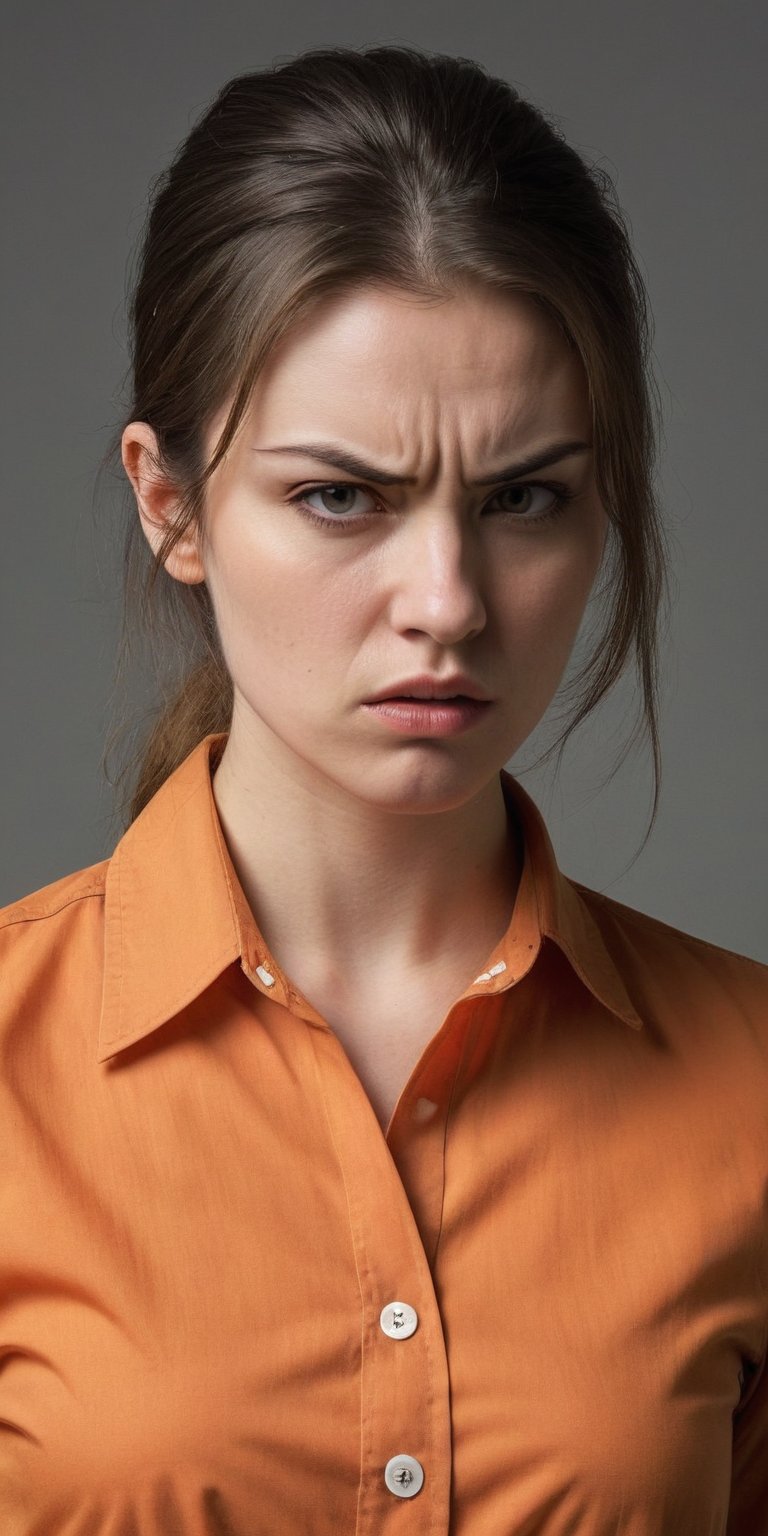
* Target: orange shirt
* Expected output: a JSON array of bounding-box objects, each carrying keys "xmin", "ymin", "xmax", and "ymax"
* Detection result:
[{"xmin": 1, "ymin": 729, "xmax": 767, "ymax": 1534}]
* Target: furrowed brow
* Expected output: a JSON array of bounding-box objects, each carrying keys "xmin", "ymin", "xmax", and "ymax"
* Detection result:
[{"xmin": 253, "ymin": 439, "xmax": 592, "ymax": 485}]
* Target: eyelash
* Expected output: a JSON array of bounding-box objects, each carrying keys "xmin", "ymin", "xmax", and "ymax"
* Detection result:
[{"xmin": 287, "ymin": 479, "xmax": 578, "ymax": 532}]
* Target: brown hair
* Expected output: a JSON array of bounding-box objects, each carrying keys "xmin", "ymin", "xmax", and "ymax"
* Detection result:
[{"xmin": 96, "ymin": 43, "xmax": 671, "ymax": 852}]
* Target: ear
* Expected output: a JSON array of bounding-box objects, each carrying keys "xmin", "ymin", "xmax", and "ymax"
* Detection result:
[{"xmin": 121, "ymin": 421, "xmax": 206, "ymax": 585}]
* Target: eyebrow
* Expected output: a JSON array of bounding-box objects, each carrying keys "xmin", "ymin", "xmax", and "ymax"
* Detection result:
[{"xmin": 252, "ymin": 439, "xmax": 592, "ymax": 486}]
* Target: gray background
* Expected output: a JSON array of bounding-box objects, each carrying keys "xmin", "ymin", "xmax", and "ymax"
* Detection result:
[{"xmin": 2, "ymin": 0, "xmax": 766, "ymax": 962}]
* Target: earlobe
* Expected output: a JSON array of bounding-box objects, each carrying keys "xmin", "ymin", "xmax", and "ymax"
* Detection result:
[
  {"xmin": 139, "ymin": 510, "xmax": 207, "ymax": 585},
  {"xmin": 121, "ymin": 422, "xmax": 206, "ymax": 585}
]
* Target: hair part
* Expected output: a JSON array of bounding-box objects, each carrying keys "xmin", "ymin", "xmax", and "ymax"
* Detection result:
[{"xmin": 94, "ymin": 43, "xmax": 672, "ymax": 860}]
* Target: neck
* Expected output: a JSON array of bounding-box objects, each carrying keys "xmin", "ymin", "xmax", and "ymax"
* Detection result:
[{"xmin": 210, "ymin": 715, "xmax": 523, "ymax": 984}]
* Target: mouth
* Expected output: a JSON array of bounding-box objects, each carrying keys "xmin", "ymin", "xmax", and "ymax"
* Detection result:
[
  {"xmin": 362, "ymin": 694, "xmax": 492, "ymax": 736},
  {"xmin": 365, "ymin": 674, "xmax": 492, "ymax": 705}
]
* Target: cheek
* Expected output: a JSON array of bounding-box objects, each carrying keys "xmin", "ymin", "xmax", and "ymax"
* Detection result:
[
  {"xmin": 495, "ymin": 535, "xmax": 599, "ymax": 651},
  {"xmin": 209, "ymin": 535, "xmax": 366, "ymax": 686}
]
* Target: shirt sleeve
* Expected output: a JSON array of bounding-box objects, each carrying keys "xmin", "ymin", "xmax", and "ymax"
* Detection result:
[{"xmin": 727, "ymin": 1344, "xmax": 768, "ymax": 1534}]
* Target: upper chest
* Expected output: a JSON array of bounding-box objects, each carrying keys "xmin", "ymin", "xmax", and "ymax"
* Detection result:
[{"xmin": 311, "ymin": 988, "xmax": 457, "ymax": 1132}]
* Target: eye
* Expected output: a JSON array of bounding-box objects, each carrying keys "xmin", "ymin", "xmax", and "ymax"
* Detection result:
[
  {"xmin": 300, "ymin": 484, "xmax": 377, "ymax": 519},
  {"xmin": 494, "ymin": 484, "xmax": 563, "ymax": 517},
  {"xmin": 287, "ymin": 478, "xmax": 577, "ymax": 532}
]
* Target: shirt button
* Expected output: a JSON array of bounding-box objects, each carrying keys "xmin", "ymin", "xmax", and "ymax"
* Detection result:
[
  {"xmin": 379, "ymin": 1301, "xmax": 418, "ymax": 1339},
  {"xmin": 384, "ymin": 1454, "xmax": 424, "ymax": 1498},
  {"xmin": 413, "ymin": 1095, "xmax": 438, "ymax": 1123}
]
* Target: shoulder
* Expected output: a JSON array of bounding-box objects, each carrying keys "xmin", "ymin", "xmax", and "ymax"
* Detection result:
[
  {"xmin": 0, "ymin": 861, "xmax": 110, "ymax": 1006},
  {"xmin": 575, "ymin": 879, "xmax": 767, "ymax": 971},
  {"xmin": 0, "ymin": 861, "xmax": 109, "ymax": 933},
  {"xmin": 571, "ymin": 878, "xmax": 768, "ymax": 1024}
]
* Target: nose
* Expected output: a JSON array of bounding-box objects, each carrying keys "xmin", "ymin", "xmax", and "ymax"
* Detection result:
[{"xmin": 387, "ymin": 509, "xmax": 488, "ymax": 645}]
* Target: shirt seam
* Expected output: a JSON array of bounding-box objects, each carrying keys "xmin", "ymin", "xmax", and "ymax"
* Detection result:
[{"xmin": 0, "ymin": 883, "xmax": 105, "ymax": 930}]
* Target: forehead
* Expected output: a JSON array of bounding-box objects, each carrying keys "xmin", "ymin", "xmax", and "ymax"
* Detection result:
[
  {"xmin": 259, "ymin": 283, "xmax": 576, "ymax": 391},
  {"xmin": 217, "ymin": 283, "xmax": 589, "ymax": 456}
]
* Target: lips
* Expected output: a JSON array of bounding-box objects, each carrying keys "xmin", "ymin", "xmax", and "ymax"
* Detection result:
[{"xmin": 366, "ymin": 674, "xmax": 492, "ymax": 703}]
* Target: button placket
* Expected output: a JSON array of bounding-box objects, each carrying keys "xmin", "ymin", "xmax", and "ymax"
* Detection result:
[{"xmin": 307, "ymin": 1021, "xmax": 452, "ymax": 1531}]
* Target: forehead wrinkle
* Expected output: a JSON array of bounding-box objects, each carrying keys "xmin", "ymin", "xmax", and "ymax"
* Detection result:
[
  {"xmin": 372, "ymin": 382, "xmax": 559, "ymax": 485},
  {"xmin": 252, "ymin": 390, "xmax": 587, "ymax": 492},
  {"xmin": 242, "ymin": 296, "xmax": 586, "ymax": 486}
]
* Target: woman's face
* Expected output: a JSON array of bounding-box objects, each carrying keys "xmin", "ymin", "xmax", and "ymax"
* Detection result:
[{"xmin": 129, "ymin": 283, "xmax": 608, "ymax": 813}]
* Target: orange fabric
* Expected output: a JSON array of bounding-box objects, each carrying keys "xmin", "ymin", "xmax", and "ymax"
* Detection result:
[{"xmin": 1, "ymin": 729, "xmax": 767, "ymax": 1534}]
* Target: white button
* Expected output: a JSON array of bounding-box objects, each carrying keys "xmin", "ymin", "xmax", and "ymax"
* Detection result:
[
  {"xmin": 473, "ymin": 960, "xmax": 507, "ymax": 983},
  {"xmin": 413, "ymin": 1096, "xmax": 438, "ymax": 1123},
  {"xmin": 255, "ymin": 965, "xmax": 275, "ymax": 987},
  {"xmin": 384, "ymin": 1454, "xmax": 424, "ymax": 1497},
  {"xmin": 380, "ymin": 1301, "xmax": 418, "ymax": 1339}
]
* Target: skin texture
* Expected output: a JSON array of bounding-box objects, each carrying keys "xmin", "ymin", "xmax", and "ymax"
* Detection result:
[{"xmin": 122, "ymin": 283, "xmax": 608, "ymax": 1007}]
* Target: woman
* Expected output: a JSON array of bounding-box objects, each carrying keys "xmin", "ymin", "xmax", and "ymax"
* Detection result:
[{"xmin": 1, "ymin": 44, "xmax": 766, "ymax": 1535}]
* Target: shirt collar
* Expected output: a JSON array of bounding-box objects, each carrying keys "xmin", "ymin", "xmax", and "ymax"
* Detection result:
[{"xmin": 97, "ymin": 731, "xmax": 641, "ymax": 1063}]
